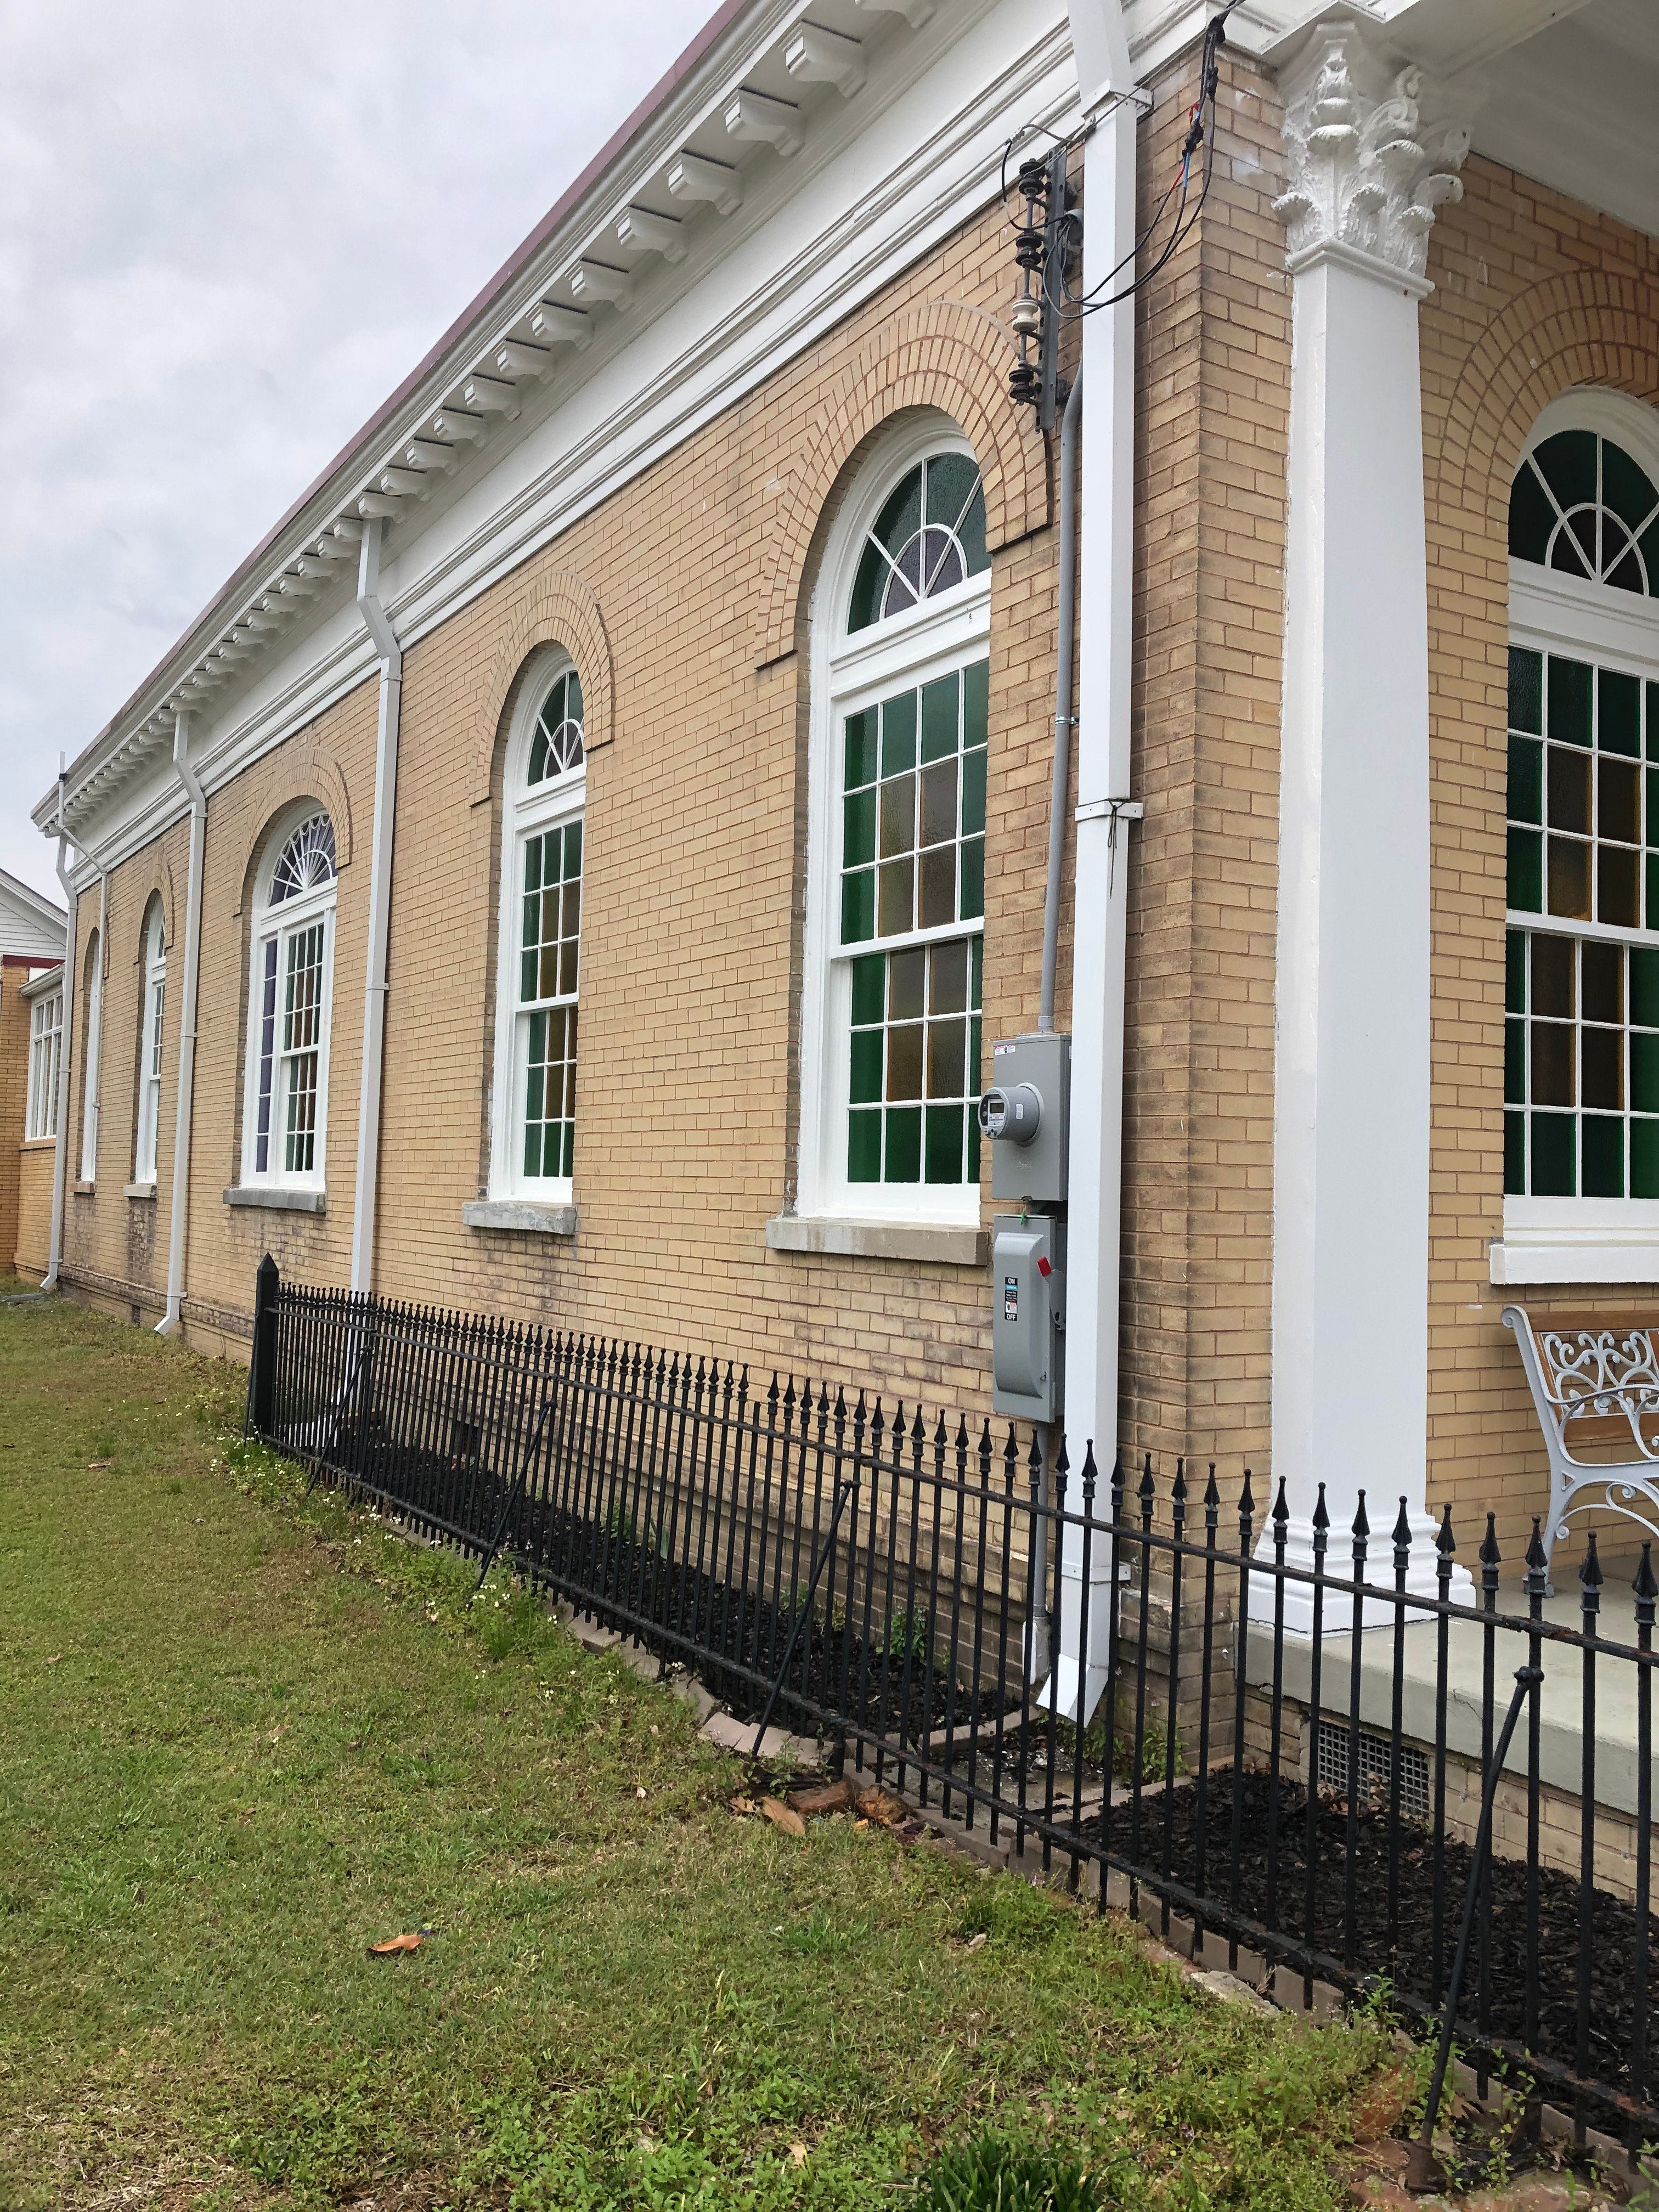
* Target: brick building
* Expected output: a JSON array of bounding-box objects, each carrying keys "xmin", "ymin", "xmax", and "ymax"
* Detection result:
[
  {"xmin": 27, "ymin": 0, "xmax": 1659, "ymax": 1609},
  {"xmin": 0, "ymin": 868, "xmax": 67, "ymax": 1280}
]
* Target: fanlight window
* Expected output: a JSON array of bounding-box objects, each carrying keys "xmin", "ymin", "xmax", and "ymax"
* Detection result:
[
  {"xmin": 529, "ymin": 669, "xmax": 584, "ymax": 784},
  {"xmin": 1511, "ymin": 429, "xmax": 1659, "ymax": 596},
  {"xmin": 848, "ymin": 453, "xmax": 989, "ymax": 633},
  {"xmin": 269, "ymin": 813, "xmax": 338, "ymax": 902}
]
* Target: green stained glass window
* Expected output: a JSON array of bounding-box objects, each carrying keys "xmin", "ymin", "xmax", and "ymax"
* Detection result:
[
  {"xmin": 845, "ymin": 936, "xmax": 984, "ymax": 1187},
  {"xmin": 517, "ymin": 811, "xmax": 582, "ymax": 1182},
  {"xmin": 1502, "ymin": 928, "xmax": 1659, "ymax": 1200},
  {"xmin": 848, "ymin": 454, "xmax": 992, "ymax": 634},
  {"xmin": 1510, "ymin": 431, "xmax": 1659, "ymax": 596},
  {"xmin": 527, "ymin": 668, "xmax": 584, "ymax": 784}
]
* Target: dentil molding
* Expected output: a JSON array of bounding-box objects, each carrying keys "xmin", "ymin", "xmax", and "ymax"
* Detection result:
[{"xmin": 1273, "ymin": 19, "xmax": 1471, "ymax": 286}]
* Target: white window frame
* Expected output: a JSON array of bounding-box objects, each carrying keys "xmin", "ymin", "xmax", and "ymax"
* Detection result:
[
  {"xmin": 488, "ymin": 650, "xmax": 586, "ymax": 1204},
  {"xmin": 797, "ymin": 416, "xmax": 991, "ymax": 1227},
  {"xmin": 1498, "ymin": 390, "xmax": 1659, "ymax": 1283},
  {"xmin": 25, "ymin": 984, "xmax": 62, "ymax": 1143},
  {"xmin": 80, "ymin": 934, "xmax": 103, "ymax": 1182},
  {"xmin": 134, "ymin": 905, "xmax": 166, "ymax": 1184},
  {"xmin": 239, "ymin": 810, "xmax": 337, "ymax": 1192}
]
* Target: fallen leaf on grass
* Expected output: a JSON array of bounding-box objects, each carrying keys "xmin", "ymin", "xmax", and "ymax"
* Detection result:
[
  {"xmin": 789, "ymin": 2143, "xmax": 808, "ymax": 2166},
  {"xmin": 368, "ymin": 1928, "xmax": 434, "ymax": 1956},
  {"xmin": 729, "ymin": 1795, "xmax": 755, "ymax": 1815},
  {"xmin": 855, "ymin": 1786, "xmax": 911, "ymax": 1827},
  {"xmin": 86, "ymin": 1460, "xmax": 115, "ymax": 1471},
  {"xmin": 634, "ymin": 1786, "xmax": 647, "ymax": 1799},
  {"xmin": 963, "ymin": 1932, "xmax": 988, "ymax": 1952},
  {"xmin": 760, "ymin": 1798, "xmax": 806, "ymax": 1837},
  {"xmin": 45, "ymin": 1654, "xmax": 61, "ymax": 1666}
]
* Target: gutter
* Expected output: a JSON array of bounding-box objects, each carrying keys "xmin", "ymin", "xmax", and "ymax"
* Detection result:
[
  {"xmin": 351, "ymin": 518, "xmax": 404, "ymax": 1294},
  {"xmin": 157, "ymin": 710, "xmax": 206, "ymax": 1334},
  {"xmin": 1037, "ymin": 363, "xmax": 1084, "ymax": 1032}
]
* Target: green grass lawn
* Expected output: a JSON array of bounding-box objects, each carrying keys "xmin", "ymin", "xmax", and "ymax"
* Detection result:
[{"xmin": 0, "ymin": 1296, "xmax": 1393, "ymax": 2211}]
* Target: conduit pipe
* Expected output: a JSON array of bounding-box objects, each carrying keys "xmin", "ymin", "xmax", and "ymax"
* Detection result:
[
  {"xmin": 158, "ymin": 709, "xmax": 205, "ymax": 1334},
  {"xmin": 1037, "ymin": 364, "xmax": 1084, "ymax": 1033},
  {"xmin": 351, "ymin": 516, "xmax": 403, "ymax": 1294},
  {"xmin": 42, "ymin": 771, "xmax": 82, "ymax": 1293}
]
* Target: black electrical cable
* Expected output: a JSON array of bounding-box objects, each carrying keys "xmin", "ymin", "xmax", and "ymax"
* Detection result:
[{"xmin": 1007, "ymin": 0, "xmax": 1246, "ymax": 323}]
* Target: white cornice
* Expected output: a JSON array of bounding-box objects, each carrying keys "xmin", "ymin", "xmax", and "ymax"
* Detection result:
[
  {"xmin": 51, "ymin": 0, "xmax": 1079, "ymax": 872},
  {"xmin": 40, "ymin": 0, "xmax": 1027, "ymax": 846}
]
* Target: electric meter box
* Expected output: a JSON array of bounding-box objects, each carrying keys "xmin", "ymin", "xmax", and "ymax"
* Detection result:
[
  {"xmin": 991, "ymin": 1215, "xmax": 1065, "ymax": 1423},
  {"xmin": 979, "ymin": 1032, "xmax": 1070, "ymax": 1203}
]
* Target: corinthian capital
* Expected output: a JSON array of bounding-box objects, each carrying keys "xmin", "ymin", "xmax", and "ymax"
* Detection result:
[{"xmin": 1273, "ymin": 18, "xmax": 1471, "ymax": 285}]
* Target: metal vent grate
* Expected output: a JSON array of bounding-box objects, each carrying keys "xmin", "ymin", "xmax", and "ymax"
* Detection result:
[{"xmin": 1315, "ymin": 1720, "xmax": 1430, "ymax": 1824}]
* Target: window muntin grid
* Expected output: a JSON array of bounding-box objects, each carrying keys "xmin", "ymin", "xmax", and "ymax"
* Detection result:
[
  {"xmin": 529, "ymin": 668, "xmax": 584, "ymax": 785},
  {"xmin": 1505, "ymin": 646, "xmax": 1659, "ymax": 930},
  {"xmin": 1510, "ymin": 429, "xmax": 1659, "ymax": 597},
  {"xmin": 245, "ymin": 812, "xmax": 334, "ymax": 1186},
  {"xmin": 1504, "ymin": 929, "xmax": 1659, "ymax": 1198},
  {"xmin": 135, "ymin": 906, "xmax": 165, "ymax": 1183},
  {"xmin": 848, "ymin": 453, "xmax": 989, "ymax": 635},
  {"xmin": 840, "ymin": 661, "xmax": 988, "ymax": 946},
  {"xmin": 25, "ymin": 990, "xmax": 61, "ymax": 1142},
  {"xmin": 517, "ymin": 817, "xmax": 582, "ymax": 1181},
  {"xmin": 80, "ymin": 939, "xmax": 101, "ymax": 1181},
  {"xmin": 280, "ymin": 921, "xmax": 325, "ymax": 1175},
  {"xmin": 848, "ymin": 936, "xmax": 983, "ymax": 1187}
]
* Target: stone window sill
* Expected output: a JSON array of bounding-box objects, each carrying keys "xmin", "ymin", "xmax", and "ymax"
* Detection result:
[
  {"xmin": 766, "ymin": 1214, "xmax": 989, "ymax": 1267},
  {"xmin": 72, "ymin": 1180, "xmax": 95, "ymax": 1197},
  {"xmin": 124, "ymin": 1181, "xmax": 156, "ymax": 1202},
  {"xmin": 223, "ymin": 1185, "xmax": 327, "ymax": 1216},
  {"xmin": 463, "ymin": 1199, "xmax": 578, "ymax": 1237}
]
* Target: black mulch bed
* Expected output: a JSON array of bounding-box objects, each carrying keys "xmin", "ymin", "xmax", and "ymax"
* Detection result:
[
  {"xmin": 1087, "ymin": 1770, "xmax": 1659, "ymax": 2099},
  {"xmin": 291, "ymin": 1427, "xmax": 1022, "ymax": 1744}
]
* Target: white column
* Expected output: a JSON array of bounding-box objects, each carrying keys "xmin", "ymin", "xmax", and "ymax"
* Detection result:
[
  {"xmin": 1051, "ymin": 0, "xmax": 1138, "ymax": 1720},
  {"xmin": 1268, "ymin": 23, "xmax": 1471, "ymax": 1623}
]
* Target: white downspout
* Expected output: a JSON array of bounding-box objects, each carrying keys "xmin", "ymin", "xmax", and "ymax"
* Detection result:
[
  {"xmin": 42, "ymin": 770, "xmax": 81, "ymax": 1292},
  {"xmin": 1051, "ymin": 0, "xmax": 1140, "ymax": 1723},
  {"xmin": 351, "ymin": 516, "xmax": 403, "ymax": 1294},
  {"xmin": 158, "ymin": 709, "xmax": 205, "ymax": 1334}
]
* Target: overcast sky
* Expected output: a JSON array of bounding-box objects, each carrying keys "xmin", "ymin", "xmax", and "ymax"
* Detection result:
[{"xmin": 0, "ymin": 0, "xmax": 711, "ymax": 904}]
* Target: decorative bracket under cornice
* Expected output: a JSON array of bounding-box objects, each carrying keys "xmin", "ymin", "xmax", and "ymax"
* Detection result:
[{"xmin": 1272, "ymin": 16, "xmax": 1471, "ymax": 288}]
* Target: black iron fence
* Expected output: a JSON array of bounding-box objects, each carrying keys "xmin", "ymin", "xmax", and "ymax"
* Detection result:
[{"xmin": 246, "ymin": 1259, "xmax": 1659, "ymax": 2152}]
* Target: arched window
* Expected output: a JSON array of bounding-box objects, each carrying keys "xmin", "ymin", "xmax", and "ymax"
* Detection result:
[
  {"xmin": 1504, "ymin": 394, "xmax": 1659, "ymax": 1228},
  {"xmin": 134, "ymin": 901, "xmax": 166, "ymax": 1183},
  {"xmin": 490, "ymin": 655, "xmax": 585, "ymax": 1200},
  {"xmin": 797, "ymin": 424, "xmax": 991, "ymax": 1222},
  {"xmin": 80, "ymin": 930, "xmax": 103, "ymax": 1182},
  {"xmin": 241, "ymin": 810, "xmax": 337, "ymax": 1187}
]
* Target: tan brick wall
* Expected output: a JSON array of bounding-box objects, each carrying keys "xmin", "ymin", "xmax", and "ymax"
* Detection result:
[
  {"xmin": 1421, "ymin": 158, "xmax": 1659, "ymax": 1562},
  {"xmin": 15, "ymin": 1142, "xmax": 53, "ymax": 1281},
  {"xmin": 0, "ymin": 968, "xmax": 29, "ymax": 1273},
  {"xmin": 60, "ymin": 193, "xmax": 1064, "ymax": 1414},
  {"xmin": 1119, "ymin": 47, "xmax": 1289, "ymax": 1494}
]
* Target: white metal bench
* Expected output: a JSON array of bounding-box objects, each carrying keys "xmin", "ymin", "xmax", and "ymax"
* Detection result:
[{"xmin": 1502, "ymin": 1305, "xmax": 1659, "ymax": 1571}]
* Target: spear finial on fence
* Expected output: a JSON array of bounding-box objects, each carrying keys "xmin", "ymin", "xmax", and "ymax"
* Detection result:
[
  {"xmin": 1391, "ymin": 1495, "xmax": 1411, "ymax": 1576},
  {"xmin": 1480, "ymin": 1512, "xmax": 1502, "ymax": 1598},
  {"xmin": 1352, "ymin": 1489, "xmax": 1369, "ymax": 1541},
  {"xmin": 1203, "ymin": 1463, "xmax": 1220, "ymax": 1530},
  {"xmin": 1581, "ymin": 1528, "xmax": 1604, "ymax": 1621},
  {"xmin": 1238, "ymin": 1466, "xmax": 1254, "ymax": 1549},
  {"xmin": 1311, "ymin": 1482, "xmax": 1329, "ymax": 1561},
  {"xmin": 1081, "ymin": 1441, "xmax": 1098, "ymax": 1505},
  {"xmin": 1526, "ymin": 1516, "xmax": 1549, "ymax": 1602},
  {"xmin": 1272, "ymin": 1476, "xmax": 1289, "ymax": 1552},
  {"xmin": 1637, "ymin": 1543, "xmax": 1658, "ymax": 1624},
  {"xmin": 1138, "ymin": 1453, "xmax": 1155, "ymax": 1516}
]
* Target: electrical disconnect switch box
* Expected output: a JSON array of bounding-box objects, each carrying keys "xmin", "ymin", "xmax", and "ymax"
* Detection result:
[
  {"xmin": 991, "ymin": 1214, "xmax": 1064, "ymax": 1423},
  {"xmin": 978, "ymin": 1032, "xmax": 1070, "ymax": 1203}
]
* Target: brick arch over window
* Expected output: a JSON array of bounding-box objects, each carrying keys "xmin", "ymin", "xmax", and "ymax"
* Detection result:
[
  {"xmin": 126, "ymin": 859, "xmax": 177, "ymax": 967},
  {"xmin": 1434, "ymin": 272, "xmax": 1659, "ymax": 534},
  {"xmin": 757, "ymin": 298, "xmax": 1049, "ymax": 669},
  {"xmin": 228, "ymin": 741, "xmax": 354, "ymax": 918},
  {"xmin": 471, "ymin": 568, "xmax": 614, "ymax": 805}
]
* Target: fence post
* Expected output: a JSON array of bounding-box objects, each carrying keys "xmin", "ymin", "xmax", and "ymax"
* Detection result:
[{"xmin": 247, "ymin": 1253, "xmax": 279, "ymax": 1437}]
